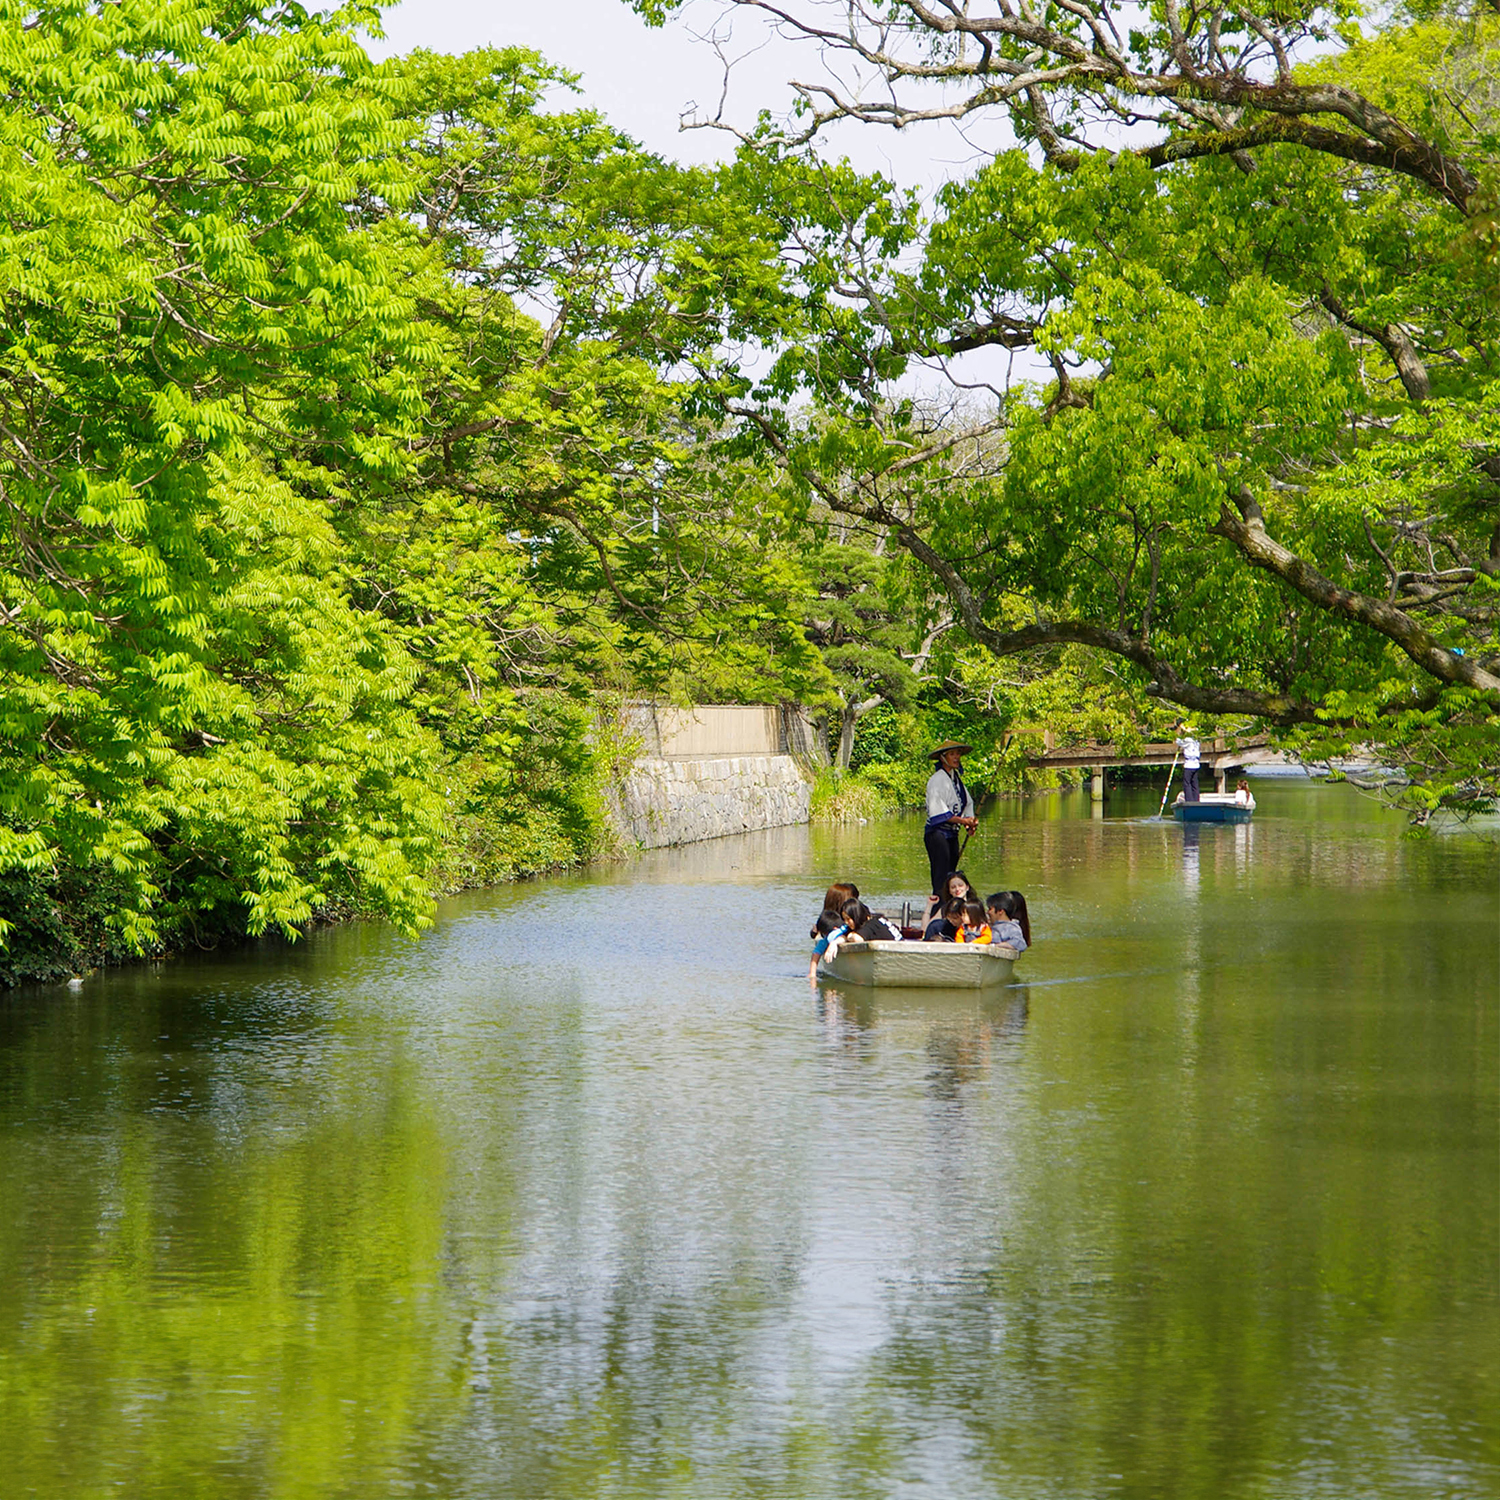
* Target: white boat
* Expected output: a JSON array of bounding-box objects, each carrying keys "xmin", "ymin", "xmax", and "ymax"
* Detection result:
[{"xmin": 819, "ymin": 939, "xmax": 1018, "ymax": 989}]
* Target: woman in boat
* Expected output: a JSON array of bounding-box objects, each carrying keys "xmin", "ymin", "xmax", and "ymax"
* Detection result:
[
  {"xmin": 985, "ymin": 890, "xmax": 1030, "ymax": 952},
  {"xmin": 809, "ymin": 881, "xmax": 860, "ymax": 939},
  {"xmin": 924, "ymin": 895, "xmax": 968, "ymax": 942},
  {"xmin": 1004, "ymin": 890, "xmax": 1032, "ymax": 946},
  {"xmin": 1234, "ymin": 779, "xmax": 1256, "ymax": 809},
  {"xmin": 923, "ymin": 869, "xmax": 976, "ymax": 925},
  {"xmin": 924, "ymin": 742, "xmax": 977, "ymax": 917}
]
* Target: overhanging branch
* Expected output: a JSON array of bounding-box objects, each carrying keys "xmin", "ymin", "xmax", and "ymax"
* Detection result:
[
  {"xmin": 1210, "ymin": 491, "xmax": 1500, "ymax": 701},
  {"xmin": 726, "ymin": 403, "xmax": 1496, "ymax": 725},
  {"xmin": 804, "ymin": 472, "xmax": 1329, "ymax": 724}
]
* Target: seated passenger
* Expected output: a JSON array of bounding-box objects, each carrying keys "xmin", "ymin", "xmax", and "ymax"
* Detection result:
[
  {"xmin": 1002, "ymin": 890, "xmax": 1032, "ymax": 946},
  {"xmin": 985, "ymin": 890, "xmax": 1030, "ymax": 952},
  {"xmin": 841, "ymin": 898, "xmax": 903, "ymax": 943},
  {"xmin": 924, "ymin": 869, "xmax": 977, "ymax": 924},
  {"xmin": 808, "ymin": 908, "xmax": 850, "ymax": 982},
  {"xmin": 810, "ymin": 901, "xmax": 900, "ymax": 984},
  {"xmin": 1234, "ymin": 779, "xmax": 1256, "ymax": 808},
  {"xmin": 924, "ymin": 895, "xmax": 967, "ymax": 942},
  {"xmin": 953, "ymin": 899, "xmax": 992, "ymax": 945},
  {"xmin": 810, "ymin": 881, "xmax": 860, "ymax": 939}
]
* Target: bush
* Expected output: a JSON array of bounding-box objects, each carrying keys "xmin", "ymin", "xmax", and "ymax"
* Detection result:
[
  {"xmin": 429, "ymin": 744, "xmax": 618, "ymax": 893},
  {"xmin": 0, "ymin": 868, "xmax": 151, "ymax": 987},
  {"xmin": 811, "ymin": 763, "xmax": 926, "ymax": 823},
  {"xmin": 848, "ymin": 702, "xmax": 914, "ymax": 770}
]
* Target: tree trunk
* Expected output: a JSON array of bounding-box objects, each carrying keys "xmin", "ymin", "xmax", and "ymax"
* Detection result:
[
  {"xmin": 835, "ymin": 703, "xmax": 858, "ymax": 770},
  {"xmin": 834, "ymin": 695, "xmax": 886, "ymax": 770}
]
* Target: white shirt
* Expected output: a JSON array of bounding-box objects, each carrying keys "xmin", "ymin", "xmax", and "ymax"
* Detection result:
[
  {"xmin": 925, "ymin": 767, "xmax": 975, "ymax": 824},
  {"xmin": 1175, "ymin": 736, "xmax": 1201, "ymax": 768}
]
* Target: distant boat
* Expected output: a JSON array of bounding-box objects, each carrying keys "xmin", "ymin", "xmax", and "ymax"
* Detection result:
[
  {"xmin": 1173, "ymin": 793, "xmax": 1254, "ymax": 824},
  {"xmin": 819, "ymin": 940, "xmax": 1018, "ymax": 988}
]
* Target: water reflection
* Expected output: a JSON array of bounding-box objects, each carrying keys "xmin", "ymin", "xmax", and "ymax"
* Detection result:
[
  {"xmin": 1180, "ymin": 820, "xmax": 1202, "ymax": 894},
  {"xmin": 0, "ymin": 782, "xmax": 1495, "ymax": 1499},
  {"xmin": 816, "ymin": 984, "xmax": 1031, "ymax": 1100}
]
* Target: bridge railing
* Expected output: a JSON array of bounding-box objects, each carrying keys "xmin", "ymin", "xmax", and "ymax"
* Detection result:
[{"xmin": 1016, "ymin": 733, "xmax": 1271, "ymax": 770}]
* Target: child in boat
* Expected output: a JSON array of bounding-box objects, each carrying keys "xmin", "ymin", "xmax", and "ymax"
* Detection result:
[
  {"xmin": 810, "ymin": 900, "xmax": 903, "ymax": 981},
  {"xmin": 841, "ymin": 899, "xmax": 903, "ymax": 943},
  {"xmin": 953, "ymin": 899, "xmax": 991, "ymax": 945},
  {"xmin": 985, "ymin": 890, "xmax": 1030, "ymax": 952},
  {"xmin": 924, "ymin": 895, "xmax": 967, "ymax": 942},
  {"xmin": 808, "ymin": 908, "xmax": 850, "ymax": 981}
]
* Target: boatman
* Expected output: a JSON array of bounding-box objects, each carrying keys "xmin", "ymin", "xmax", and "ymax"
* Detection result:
[
  {"xmin": 1175, "ymin": 722, "xmax": 1202, "ymax": 803},
  {"xmin": 925, "ymin": 740, "xmax": 977, "ymax": 915}
]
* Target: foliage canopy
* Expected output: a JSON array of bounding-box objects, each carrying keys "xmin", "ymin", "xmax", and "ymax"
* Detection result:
[
  {"xmin": 4, "ymin": 0, "xmax": 1497, "ymax": 981},
  {"xmin": 636, "ymin": 0, "xmax": 1500, "ymax": 815}
]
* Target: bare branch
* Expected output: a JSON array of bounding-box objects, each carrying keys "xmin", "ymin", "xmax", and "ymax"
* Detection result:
[{"xmin": 698, "ymin": 0, "xmax": 1482, "ymax": 211}]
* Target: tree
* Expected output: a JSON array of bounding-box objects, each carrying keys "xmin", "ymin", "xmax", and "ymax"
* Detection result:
[
  {"xmin": 636, "ymin": 0, "xmax": 1500, "ymax": 813},
  {"xmin": 0, "ymin": 18, "xmax": 857, "ymax": 977},
  {"xmin": 805, "ymin": 527, "xmax": 950, "ymax": 768},
  {"xmin": 0, "ymin": 0, "xmax": 448, "ymax": 961},
  {"xmin": 355, "ymin": 48, "xmax": 837, "ymax": 878}
]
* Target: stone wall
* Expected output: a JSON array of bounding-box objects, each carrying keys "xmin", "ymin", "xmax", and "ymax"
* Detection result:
[{"xmin": 611, "ymin": 753, "xmax": 812, "ymax": 849}]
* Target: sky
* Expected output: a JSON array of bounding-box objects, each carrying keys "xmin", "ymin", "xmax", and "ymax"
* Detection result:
[
  {"xmin": 369, "ymin": 0, "xmax": 1039, "ymax": 392},
  {"xmin": 370, "ymin": 0, "xmax": 1015, "ymax": 192}
]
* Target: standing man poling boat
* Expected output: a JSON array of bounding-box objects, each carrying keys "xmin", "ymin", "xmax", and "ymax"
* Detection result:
[
  {"xmin": 1175, "ymin": 722, "xmax": 1202, "ymax": 804},
  {"xmin": 924, "ymin": 740, "xmax": 977, "ymax": 917}
]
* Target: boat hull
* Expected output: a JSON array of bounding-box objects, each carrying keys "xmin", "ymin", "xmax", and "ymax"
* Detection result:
[
  {"xmin": 1172, "ymin": 801, "xmax": 1253, "ymax": 823},
  {"xmin": 820, "ymin": 940, "xmax": 1017, "ymax": 988}
]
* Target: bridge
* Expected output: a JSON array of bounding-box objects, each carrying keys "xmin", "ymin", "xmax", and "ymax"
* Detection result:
[{"xmin": 1022, "ymin": 733, "xmax": 1287, "ymax": 800}]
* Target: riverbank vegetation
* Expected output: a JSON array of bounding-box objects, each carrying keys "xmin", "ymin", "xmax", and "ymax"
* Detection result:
[{"xmin": 2, "ymin": 0, "xmax": 1496, "ymax": 982}]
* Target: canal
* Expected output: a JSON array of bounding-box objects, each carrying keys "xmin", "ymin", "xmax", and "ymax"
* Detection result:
[{"xmin": 1, "ymin": 781, "xmax": 1495, "ymax": 1498}]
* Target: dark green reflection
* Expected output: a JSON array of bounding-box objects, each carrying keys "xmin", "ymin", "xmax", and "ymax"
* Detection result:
[{"xmin": 0, "ymin": 962, "xmax": 467, "ymax": 1498}]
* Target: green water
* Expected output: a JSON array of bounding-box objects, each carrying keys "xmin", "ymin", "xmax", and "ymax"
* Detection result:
[{"xmin": 1, "ymin": 782, "xmax": 1495, "ymax": 1499}]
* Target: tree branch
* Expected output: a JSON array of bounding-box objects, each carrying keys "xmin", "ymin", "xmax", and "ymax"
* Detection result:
[
  {"xmin": 709, "ymin": 0, "xmax": 1481, "ymax": 213},
  {"xmin": 1210, "ymin": 494, "xmax": 1500, "ymax": 699},
  {"xmin": 1318, "ymin": 287, "xmax": 1431, "ymax": 403},
  {"xmin": 803, "ymin": 474, "xmax": 1330, "ymax": 723}
]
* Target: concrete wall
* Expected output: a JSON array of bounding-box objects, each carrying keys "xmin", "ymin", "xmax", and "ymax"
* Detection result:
[
  {"xmin": 612, "ymin": 752, "xmax": 812, "ymax": 850},
  {"xmin": 619, "ymin": 701, "xmax": 824, "ymax": 761}
]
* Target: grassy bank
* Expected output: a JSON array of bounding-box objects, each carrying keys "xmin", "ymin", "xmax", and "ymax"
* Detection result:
[
  {"xmin": 810, "ymin": 758, "xmax": 1081, "ymax": 825},
  {"xmin": 810, "ymin": 764, "xmax": 927, "ymax": 823}
]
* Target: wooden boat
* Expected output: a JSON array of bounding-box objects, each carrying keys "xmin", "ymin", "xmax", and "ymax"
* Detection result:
[
  {"xmin": 819, "ymin": 939, "xmax": 1018, "ymax": 989},
  {"xmin": 1172, "ymin": 793, "xmax": 1254, "ymax": 824}
]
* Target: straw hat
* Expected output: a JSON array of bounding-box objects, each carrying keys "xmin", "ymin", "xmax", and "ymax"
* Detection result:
[{"xmin": 929, "ymin": 740, "xmax": 973, "ymax": 759}]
